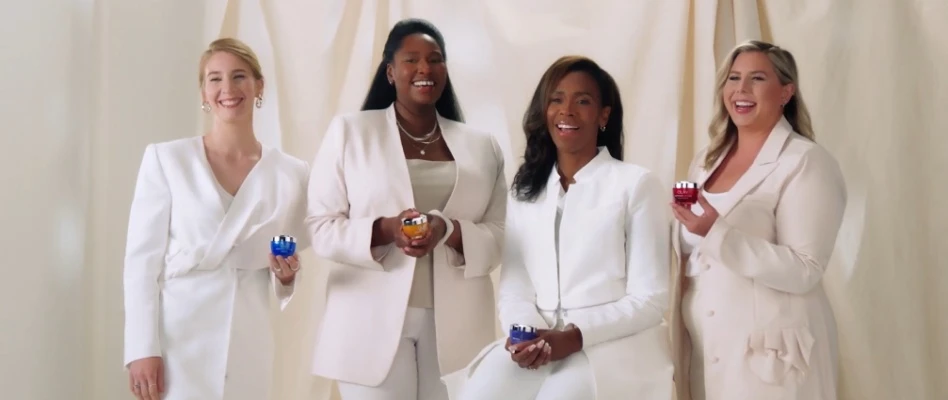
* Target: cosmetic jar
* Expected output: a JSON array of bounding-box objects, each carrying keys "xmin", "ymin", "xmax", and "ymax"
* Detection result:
[
  {"xmin": 270, "ymin": 235, "xmax": 297, "ymax": 257},
  {"xmin": 401, "ymin": 215, "xmax": 429, "ymax": 239},
  {"xmin": 673, "ymin": 181, "xmax": 699, "ymax": 206}
]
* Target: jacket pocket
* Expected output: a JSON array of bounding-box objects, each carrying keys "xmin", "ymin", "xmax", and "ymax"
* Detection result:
[{"xmin": 745, "ymin": 326, "xmax": 815, "ymax": 385}]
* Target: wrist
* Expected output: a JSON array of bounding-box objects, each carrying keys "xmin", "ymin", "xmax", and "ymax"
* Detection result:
[{"xmin": 566, "ymin": 324, "xmax": 583, "ymax": 351}]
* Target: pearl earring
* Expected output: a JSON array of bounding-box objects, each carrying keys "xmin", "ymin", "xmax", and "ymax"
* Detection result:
[
  {"xmin": 255, "ymin": 96, "xmax": 263, "ymax": 108},
  {"xmin": 201, "ymin": 101, "xmax": 210, "ymax": 112}
]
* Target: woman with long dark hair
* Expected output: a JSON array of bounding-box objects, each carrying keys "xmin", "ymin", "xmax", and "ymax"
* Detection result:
[
  {"xmin": 455, "ymin": 56, "xmax": 674, "ymax": 399},
  {"xmin": 304, "ymin": 18, "xmax": 507, "ymax": 400}
]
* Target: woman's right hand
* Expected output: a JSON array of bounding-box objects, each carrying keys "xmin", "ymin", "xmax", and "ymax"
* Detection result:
[
  {"xmin": 128, "ymin": 356, "xmax": 164, "ymax": 400},
  {"xmin": 388, "ymin": 208, "xmax": 422, "ymax": 251}
]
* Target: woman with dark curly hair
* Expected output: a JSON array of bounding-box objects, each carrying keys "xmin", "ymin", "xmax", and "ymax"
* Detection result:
[{"xmin": 454, "ymin": 56, "xmax": 674, "ymax": 399}]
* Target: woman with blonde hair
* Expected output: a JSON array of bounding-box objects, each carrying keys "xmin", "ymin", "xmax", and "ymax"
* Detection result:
[
  {"xmin": 670, "ymin": 40, "xmax": 847, "ymax": 399},
  {"xmin": 123, "ymin": 38, "xmax": 309, "ymax": 400}
]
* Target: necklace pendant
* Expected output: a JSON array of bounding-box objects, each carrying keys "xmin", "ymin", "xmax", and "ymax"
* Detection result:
[{"xmin": 420, "ymin": 150, "xmax": 426, "ymax": 155}]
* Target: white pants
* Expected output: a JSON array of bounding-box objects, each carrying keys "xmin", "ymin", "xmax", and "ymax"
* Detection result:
[
  {"xmin": 456, "ymin": 344, "xmax": 595, "ymax": 400},
  {"xmin": 682, "ymin": 275, "xmax": 707, "ymax": 400},
  {"xmin": 337, "ymin": 308, "xmax": 448, "ymax": 400}
]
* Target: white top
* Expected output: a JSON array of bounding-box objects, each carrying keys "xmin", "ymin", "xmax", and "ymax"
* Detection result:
[
  {"xmin": 406, "ymin": 159, "xmax": 457, "ymax": 308},
  {"xmin": 680, "ymin": 189, "xmax": 728, "ymax": 277}
]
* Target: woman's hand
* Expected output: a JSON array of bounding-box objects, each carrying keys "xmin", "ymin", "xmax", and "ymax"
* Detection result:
[
  {"xmin": 269, "ymin": 253, "xmax": 300, "ymax": 285},
  {"xmin": 671, "ymin": 191, "xmax": 719, "ymax": 237},
  {"xmin": 506, "ymin": 326, "xmax": 584, "ymax": 369},
  {"xmin": 389, "ymin": 209, "xmax": 447, "ymax": 258},
  {"xmin": 128, "ymin": 356, "xmax": 164, "ymax": 400}
]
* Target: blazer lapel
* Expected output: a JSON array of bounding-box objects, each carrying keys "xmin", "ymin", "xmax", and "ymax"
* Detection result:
[
  {"xmin": 195, "ymin": 146, "xmax": 276, "ymax": 271},
  {"xmin": 706, "ymin": 117, "xmax": 793, "ymax": 217},
  {"xmin": 435, "ymin": 117, "xmax": 465, "ymax": 218},
  {"xmin": 385, "ymin": 106, "xmax": 416, "ymax": 210}
]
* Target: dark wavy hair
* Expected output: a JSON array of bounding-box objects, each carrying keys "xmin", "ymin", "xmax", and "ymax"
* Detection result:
[
  {"xmin": 360, "ymin": 18, "xmax": 464, "ymax": 122},
  {"xmin": 511, "ymin": 56, "xmax": 624, "ymax": 202}
]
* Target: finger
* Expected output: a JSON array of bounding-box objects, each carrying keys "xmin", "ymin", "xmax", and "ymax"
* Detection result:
[
  {"xmin": 515, "ymin": 345, "xmax": 542, "ymax": 368},
  {"xmin": 276, "ymin": 256, "xmax": 292, "ymax": 272},
  {"xmin": 526, "ymin": 340, "xmax": 549, "ymax": 369},
  {"xmin": 287, "ymin": 255, "xmax": 300, "ymax": 271},
  {"xmin": 530, "ymin": 343, "xmax": 552, "ymax": 369},
  {"xmin": 403, "ymin": 247, "xmax": 427, "ymax": 258},
  {"xmin": 697, "ymin": 190, "xmax": 714, "ymax": 211},
  {"xmin": 131, "ymin": 382, "xmax": 144, "ymax": 400},
  {"xmin": 511, "ymin": 341, "xmax": 540, "ymax": 363},
  {"xmin": 147, "ymin": 378, "xmax": 160, "ymax": 400},
  {"xmin": 670, "ymin": 206, "xmax": 691, "ymax": 224}
]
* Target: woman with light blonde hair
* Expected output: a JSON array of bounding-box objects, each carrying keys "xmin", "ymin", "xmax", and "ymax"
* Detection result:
[
  {"xmin": 669, "ymin": 40, "xmax": 847, "ymax": 399},
  {"xmin": 123, "ymin": 37, "xmax": 309, "ymax": 400}
]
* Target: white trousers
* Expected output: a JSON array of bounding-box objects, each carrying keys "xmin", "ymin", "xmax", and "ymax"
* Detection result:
[
  {"xmin": 456, "ymin": 343, "xmax": 596, "ymax": 400},
  {"xmin": 337, "ymin": 307, "xmax": 448, "ymax": 400}
]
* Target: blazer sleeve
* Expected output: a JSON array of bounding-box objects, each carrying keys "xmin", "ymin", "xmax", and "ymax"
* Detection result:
[
  {"xmin": 450, "ymin": 135, "xmax": 507, "ymax": 278},
  {"xmin": 497, "ymin": 197, "xmax": 550, "ymax": 331},
  {"xmin": 699, "ymin": 147, "xmax": 847, "ymax": 294},
  {"xmin": 123, "ymin": 144, "xmax": 170, "ymax": 367},
  {"xmin": 568, "ymin": 171, "xmax": 671, "ymax": 348},
  {"xmin": 305, "ymin": 117, "xmax": 386, "ymax": 271}
]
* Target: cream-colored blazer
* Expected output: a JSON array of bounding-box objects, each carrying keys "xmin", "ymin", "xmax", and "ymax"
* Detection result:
[
  {"xmin": 305, "ymin": 105, "xmax": 507, "ymax": 386},
  {"xmin": 670, "ymin": 117, "xmax": 847, "ymax": 400},
  {"xmin": 124, "ymin": 137, "xmax": 308, "ymax": 399}
]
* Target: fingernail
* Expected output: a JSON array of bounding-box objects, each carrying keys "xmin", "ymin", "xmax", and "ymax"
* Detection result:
[
  {"xmin": 537, "ymin": 340, "xmax": 545, "ymax": 347},
  {"xmin": 527, "ymin": 345, "xmax": 536, "ymax": 351}
]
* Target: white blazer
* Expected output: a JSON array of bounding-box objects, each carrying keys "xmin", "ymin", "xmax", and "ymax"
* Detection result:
[
  {"xmin": 305, "ymin": 106, "xmax": 507, "ymax": 386},
  {"xmin": 461, "ymin": 149, "xmax": 674, "ymax": 399},
  {"xmin": 669, "ymin": 117, "xmax": 847, "ymax": 399},
  {"xmin": 123, "ymin": 137, "xmax": 309, "ymax": 400}
]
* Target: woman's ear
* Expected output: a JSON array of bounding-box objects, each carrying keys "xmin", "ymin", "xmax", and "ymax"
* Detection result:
[
  {"xmin": 386, "ymin": 64, "xmax": 395, "ymax": 84},
  {"xmin": 599, "ymin": 106, "xmax": 612, "ymax": 128}
]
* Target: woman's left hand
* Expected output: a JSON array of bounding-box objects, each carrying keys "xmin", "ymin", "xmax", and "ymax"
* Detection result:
[
  {"xmin": 671, "ymin": 191, "xmax": 719, "ymax": 237},
  {"xmin": 269, "ymin": 253, "xmax": 299, "ymax": 285},
  {"xmin": 508, "ymin": 326, "xmax": 584, "ymax": 369},
  {"xmin": 402, "ymin": 214, "xmax": 448, "ymax": 258}
]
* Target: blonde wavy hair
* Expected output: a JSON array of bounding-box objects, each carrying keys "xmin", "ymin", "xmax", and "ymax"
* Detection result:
[
  {"xmin": 703, "ymin": 40, "xmax": 815, "ymax": 169},
  {"xmin": 197, "ymin": 38, "xmax": 264, "ymax": 88}
]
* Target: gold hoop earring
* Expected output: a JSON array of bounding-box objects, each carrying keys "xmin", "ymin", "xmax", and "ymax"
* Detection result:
[
  {"xmin": 255, "ymin": 96, "xmax": 263, "ymax": 108},
  {"xmin": 201, "ymin": 102, "xmax": 210, "ymax": 113}
]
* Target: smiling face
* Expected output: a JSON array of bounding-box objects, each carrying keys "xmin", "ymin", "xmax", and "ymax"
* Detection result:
[
  {"xmin": 386, "ymin": 33, "xmax": 447, "ymax": 107},
  {"xmin": 201, "ymin": 51, "xmax": 263, "ymax": 124},
  {"xmin": 546, "ymin": 71, "xmax": 611, "ymax": 156},
  {"xmin": 723, "ymin": 51, "xmax": 794, "ymax": 132}
]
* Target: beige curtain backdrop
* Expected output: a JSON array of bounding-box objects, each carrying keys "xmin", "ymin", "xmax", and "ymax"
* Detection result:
[{"xmin": 1, "ymin": 0, "xmax": 945, "ymax": 399}]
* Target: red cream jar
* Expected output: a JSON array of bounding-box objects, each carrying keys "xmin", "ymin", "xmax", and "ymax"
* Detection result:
[{"xmin": 673, "ymin": 181, "xmax": 699, "ymax": 206}]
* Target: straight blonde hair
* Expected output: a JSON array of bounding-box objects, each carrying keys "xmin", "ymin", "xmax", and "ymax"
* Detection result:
[{"xmin": 704, "ymin": 40, "xmax": 815, "ymax": 169}]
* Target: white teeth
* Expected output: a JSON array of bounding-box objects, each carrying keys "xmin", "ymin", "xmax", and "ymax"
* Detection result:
[
  {"xmin": 413, "ymin": 80, "xmax": 434, "ymax": 87},
  {"xmin": 219, "ymin": 99, "xmax": 241, "ymax": 107},
  {"xmin": 556, "ymin": 123, "xmax": 578, "ymax": 130},
  {"xmin": 735, "ymin": 101, "xmax": 756, "ymax": 107}
]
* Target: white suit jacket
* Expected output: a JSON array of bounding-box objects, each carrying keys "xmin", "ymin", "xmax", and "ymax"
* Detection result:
[
  {"xmin": 492, "ymin": 149, "xmax": 674, "ymax": 399},
  {"xmin": 123, "ymin": 137, "xmax": 310, "ymax": 399},
  {"xmin": 670, "ymin": 117, "xmax": 847, "ymax": 399},
  {"xmin": 306, "ymin": 105, "xmax": 506, "ymax": 386}
]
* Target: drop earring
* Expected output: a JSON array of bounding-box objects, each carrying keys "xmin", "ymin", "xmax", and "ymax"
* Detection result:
[
  {"xmin": 255, "ymin": 96, "xmax": 263, "ymax": 108},
  {"xmin": 202, "ymin": 101, "xmax": 210, "ymax": 112}
]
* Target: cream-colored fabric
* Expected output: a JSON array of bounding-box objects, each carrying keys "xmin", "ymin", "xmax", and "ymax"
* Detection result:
[{"xmin": 3, "ymin": 1, "xmax": 946, "ymax": 400}]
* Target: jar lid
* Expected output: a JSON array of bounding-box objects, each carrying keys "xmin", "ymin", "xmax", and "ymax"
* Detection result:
[
  {"xmin": 403, "ymin": 215, "xmax": 428, "ymax": 226},
  {"xmin": 675, "ymin": 181, "xmax": 699, "ymax": 189},
  {"xmin": 511, "ymin": 324, "xmax": 537, "ymax": 333},
  {"xmin": 272, "ymin": 235, "xmax": 296, "ymax": 243}
]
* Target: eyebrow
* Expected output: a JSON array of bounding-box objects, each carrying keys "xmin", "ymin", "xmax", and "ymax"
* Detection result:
[
  {"xmin": 729, "ymin": 70, "xmax": 769, "ymax": 74},
  {"xmin": 206, "ymin": 69, "xmax": 248, "ymax": 75},
  {"xmin": 552, "ymin": 90, "xmax": 595, "ymax": 96}
]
